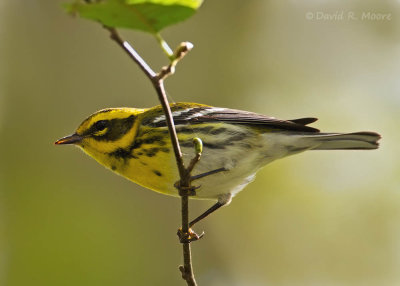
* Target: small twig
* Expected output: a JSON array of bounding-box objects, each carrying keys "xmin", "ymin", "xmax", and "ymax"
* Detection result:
[
  {"xmin": 157, "ymin": 41, "xmax": 194, "ymax": 80},
  {"xmin": 186, "ymin": 138, "xmax": 203, "ymax": 175},
  {"xmin": 104, "ymin": 26, "xmax": 198, "ymax": 286}
]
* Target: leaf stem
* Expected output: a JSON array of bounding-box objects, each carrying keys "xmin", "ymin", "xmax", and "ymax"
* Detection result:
[{"xmin": 156, "ymin": 33, "xmax": 174, "ymax": 61}]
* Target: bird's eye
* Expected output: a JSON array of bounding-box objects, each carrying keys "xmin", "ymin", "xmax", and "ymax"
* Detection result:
[{"xmin": 93, "ymin": 120, "xmax": 108, "ymax": 132}]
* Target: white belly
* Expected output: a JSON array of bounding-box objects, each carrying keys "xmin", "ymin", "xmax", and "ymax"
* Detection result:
[{"xmin": 175, "ymin": 132, "xmax": 313, "ymax": 201}]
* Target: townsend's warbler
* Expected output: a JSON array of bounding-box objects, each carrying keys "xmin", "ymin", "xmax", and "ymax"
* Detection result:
[{"xmin": 55, "ymin": 103, "xmax": 380, "ymax": 224}]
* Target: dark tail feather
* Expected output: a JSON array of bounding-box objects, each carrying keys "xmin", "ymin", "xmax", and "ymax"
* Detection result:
[
  {"xmin": 289, "ymin": 117, "xmax": 318, "ymax": 125},
  {"xmin": 308, "ymin": 132, "xmax": 381, "ymax": 150}
]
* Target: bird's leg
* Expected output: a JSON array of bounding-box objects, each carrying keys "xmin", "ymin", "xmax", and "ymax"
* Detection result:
[
  {"xmin": 176, "ymin": 167, "xmax": 227, "ymax": 243},
  {"xmin": 177, "ymin": 201, "xmax": 226, "ymax": 243},
  {"xmin": 175, "ymin": 182, "xmax": 202, "ymax": 243},
  {"xmin": 189, "ymin": 167, "xmax": 226, "ymax": 182},
  {"xmin": 189, "ymin": 201, "xmax": 225, "ymax": 228}
]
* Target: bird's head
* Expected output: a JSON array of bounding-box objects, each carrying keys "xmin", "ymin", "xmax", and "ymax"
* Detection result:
[{"xmin": 55, "ymin": 108, "xmax": 143, "ymax": 155}]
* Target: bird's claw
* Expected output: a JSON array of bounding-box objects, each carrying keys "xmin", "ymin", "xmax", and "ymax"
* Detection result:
[
  {"xmin": 174, "ymin": 181, "xmax": 200, "ymax": 196},
  {"xmin": 177, "ymin": 227, "xmax": 204, "ymax": 243}
]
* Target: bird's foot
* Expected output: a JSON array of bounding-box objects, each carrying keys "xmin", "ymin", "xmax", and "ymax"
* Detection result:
[
  {"xmin": 174, "ymin": 181, "xmax": 200, "ymax": 196},
  {"xmin": 177, "ymin": 227, "xmax": 204, "ymax": 243}
]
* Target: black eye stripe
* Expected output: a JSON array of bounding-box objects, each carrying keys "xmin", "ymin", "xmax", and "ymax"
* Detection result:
[
  {"xmin": 93, "ymin": 120, "xmax": 109, "ymax": 131},
  {"xmin": 87, "ymin": 115, "xmax": 135, "ymax": 141}
]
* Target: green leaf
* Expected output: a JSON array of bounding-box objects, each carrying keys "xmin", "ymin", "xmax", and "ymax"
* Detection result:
[{"xmin": 64, "ymin": 0, "xmax": 203, "ymax": 34}]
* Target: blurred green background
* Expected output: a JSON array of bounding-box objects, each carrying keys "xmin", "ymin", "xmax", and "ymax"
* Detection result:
[{"xmin": 1, "ymin": 1, "xmax": 399, "ymax": 285}]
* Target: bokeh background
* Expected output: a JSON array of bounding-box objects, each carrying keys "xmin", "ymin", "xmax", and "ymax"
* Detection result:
[{"xmin": 1, "ymin": 1, "xmax": 399, "ymax": 285}]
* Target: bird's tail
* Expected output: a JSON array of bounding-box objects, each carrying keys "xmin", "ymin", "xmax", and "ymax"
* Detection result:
[{"xmin": 305, "ymin": 131, "xmax": 381, "ymax": 150}]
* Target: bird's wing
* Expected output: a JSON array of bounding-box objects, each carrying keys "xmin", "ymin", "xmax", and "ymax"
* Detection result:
[{"xmin": 144, "ymin": 105, "xmax": 319, "ymax": 133}]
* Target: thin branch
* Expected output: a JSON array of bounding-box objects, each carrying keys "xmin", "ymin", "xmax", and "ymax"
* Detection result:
[
  {"xmin": 105, "ymin": 27, "xmax": 198, "ymax": 286},
  {"xmin": 105, "ymin": 27, "xmax": 156, "ymax": 79},
  {"xmin": 152, "ymin": 81, "xmax": 186, "ymax": 178},
  {"xmin": 105, "ymin": 27, "xmax": 186, "ymax": 177},
  {"xmin": 179, "ymin": 196, "xmax": 195, "ymax": 285}
]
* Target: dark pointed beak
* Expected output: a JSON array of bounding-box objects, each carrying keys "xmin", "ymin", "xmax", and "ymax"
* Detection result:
[{"xmin": 55, "ymin": 133, "xmax": 83, "ymax": 145}]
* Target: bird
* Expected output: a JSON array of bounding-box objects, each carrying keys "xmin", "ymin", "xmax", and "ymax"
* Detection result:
[{"xmin": 55, "ymin": 102, "xmax": 381, "ymax": 227}]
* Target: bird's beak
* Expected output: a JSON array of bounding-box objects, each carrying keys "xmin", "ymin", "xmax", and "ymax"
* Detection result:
[{"xmin": 55, "ymin": 133, "xmax": 83, "ymax": 145}]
